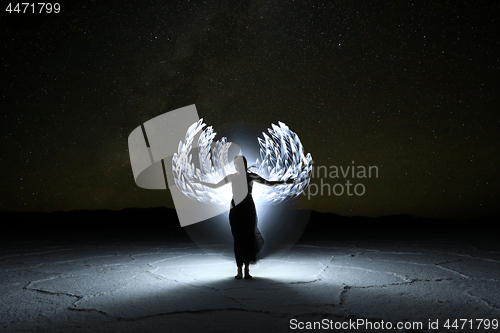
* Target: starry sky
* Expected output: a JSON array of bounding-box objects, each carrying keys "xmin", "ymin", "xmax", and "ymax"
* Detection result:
[{"xmin": 1, "ymin": 0, "xmax": 498, "ymax": 219}]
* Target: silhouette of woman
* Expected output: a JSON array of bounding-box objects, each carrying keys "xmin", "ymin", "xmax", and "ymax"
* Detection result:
[{"xmin": 194, "ymin": 155, "xmax": 294, "ymax": 279}]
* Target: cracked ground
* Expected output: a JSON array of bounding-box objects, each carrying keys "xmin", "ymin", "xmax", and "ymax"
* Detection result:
[{"xmin": 1, "ymin": 235, "xmax": 499, "ymax": 332}]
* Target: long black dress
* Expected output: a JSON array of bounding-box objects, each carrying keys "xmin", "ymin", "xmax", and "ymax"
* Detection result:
[{"xmin": 229, "ymin": 173, "xmax": 264, "ymax": 267}]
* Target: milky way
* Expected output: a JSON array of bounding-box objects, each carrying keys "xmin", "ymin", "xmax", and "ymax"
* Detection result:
[{"xmin": 1, "ymin": 0, "xmax": 498, "ymax": 218}]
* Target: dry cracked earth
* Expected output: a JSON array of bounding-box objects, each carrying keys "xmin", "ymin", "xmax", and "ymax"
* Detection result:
[{"xmin": 1, "ymin": 237, "xmax": 499, "ymax": 332}]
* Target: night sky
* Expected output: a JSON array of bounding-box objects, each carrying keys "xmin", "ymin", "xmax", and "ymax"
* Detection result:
[{"xmin": 1, "ymin": 0, "xmax": 498, "ymax": 219}]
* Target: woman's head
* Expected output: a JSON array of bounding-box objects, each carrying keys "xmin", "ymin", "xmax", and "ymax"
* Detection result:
[{"xmin": 234, "ymin": 155, "xmax": 247, "ymax": 173}]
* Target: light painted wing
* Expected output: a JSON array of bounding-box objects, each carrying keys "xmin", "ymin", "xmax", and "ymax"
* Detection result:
[
  {"xmin": 172, "ymin": 119, "xmax": 234, "ymax": 205},
  {"xmin": 250, "ymin": 121, "xmax": 313, "ymax": 205}
]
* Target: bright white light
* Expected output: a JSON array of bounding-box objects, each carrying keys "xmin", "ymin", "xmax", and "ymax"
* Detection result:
[
  {"xmin": 251, "ymin": 121, "xmax": 313, "ymax": 205},
  {"xmin": 172, "ymin": 119, "xmax": 313, "ymax": 207}
]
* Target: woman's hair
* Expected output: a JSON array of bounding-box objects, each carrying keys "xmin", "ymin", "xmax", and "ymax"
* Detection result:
[
  {"xmin": 234, "ymin": 155, "xmax": 248, "ymax": 171},
  {"xmin": 235, "ymin": 155, "xmax": 259, "ymax": 172}
]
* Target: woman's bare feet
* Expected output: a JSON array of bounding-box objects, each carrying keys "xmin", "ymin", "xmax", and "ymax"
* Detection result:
[
  {"xmin": 244, "ymin": 265, "xmax": 252, "ymax": 279},
  {"xmin": 235, "ymin": 267, "xmax": 243, "ymax": 279}
]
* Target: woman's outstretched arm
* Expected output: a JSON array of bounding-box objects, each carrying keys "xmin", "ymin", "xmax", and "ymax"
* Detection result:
[
  {"xmin": 192, "ymin": 175, "xmax": 231, "ymax": 189},
  {"xmin": 249, "ymin": 172, "xmax": 294, "ymax": 187}
]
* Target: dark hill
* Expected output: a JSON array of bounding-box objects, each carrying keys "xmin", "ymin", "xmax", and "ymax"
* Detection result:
[{"xmin": 0, "ymin": 208, "xmax": 497, "ymax": 243}]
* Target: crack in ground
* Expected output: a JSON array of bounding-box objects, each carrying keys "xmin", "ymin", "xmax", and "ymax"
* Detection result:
[
  {"xmin": 338, "ymin": 285, "xmax": 350, "ymax": 307},
  {"xmin": 435, "ymin": 263, "xmax": 471, "ymax": 279},
  {"xmin": 141, "ymin": 264, "xmax": 248, "ymax": 308},
  {"xmin": 326, "ymin": 264, "xmax": 421, "ymax": 283},
  {"xmin": 435, "ymin": 260, "xmax": 500, "ymax": 282},
  {"xmin": 348, "ymin": 277, "xmax": 454, "ymax": 290},
  {"xmin": 67, "ymin": 306, "xmax": 290, "ymax": 321},
  {"xmin": 24, "ymin": 281, "xmax": 83, "ymax": 300},
  {"xmin": 289, "ymin": 278, "xmax": 322, "ymax": 285},
  {"xmin": 466, "ymin": 292, "xmax": 500, "ymax": 312}
]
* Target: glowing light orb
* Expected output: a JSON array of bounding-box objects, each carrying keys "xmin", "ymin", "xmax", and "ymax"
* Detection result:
[{"xmin": 172, "ymin": 119, "xmax": 313, "ymax": 207}]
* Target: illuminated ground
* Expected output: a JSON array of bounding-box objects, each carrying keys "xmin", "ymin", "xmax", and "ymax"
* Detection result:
[{"xmin": 1, "ymin": 236, "xmax": 499, "ymax": 332}]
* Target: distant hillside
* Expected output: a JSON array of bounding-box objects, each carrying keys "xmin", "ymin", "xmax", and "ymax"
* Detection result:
[
  {"xmin": 0, "ymin": 207, "xmax": 183, "ymax": 242},
  {"xmin": 302, "ymin": 211, "xmax": 499, "ymax": 241},
  {"xmin": 1, "ymin": 207, "xmax": 497, "ymax": 243}
]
